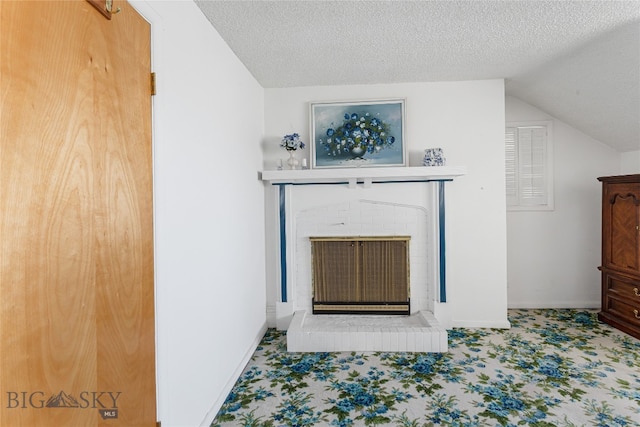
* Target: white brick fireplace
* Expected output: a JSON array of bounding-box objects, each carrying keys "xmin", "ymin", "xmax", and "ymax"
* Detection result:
[
  {"xmin": 261, "ymin": 166, "xmax": 465, "ymax": 352},
  {"xmin": 295, "ymin": 200, "xmax": 431, "ymax": 314}
]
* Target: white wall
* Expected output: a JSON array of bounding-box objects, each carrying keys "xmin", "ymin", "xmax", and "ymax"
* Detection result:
[
  {"xmin": 134, "ymin": 2, "xmax": 266, "ymax": 426},
  {"xmin": 505, "ymin": 96, "xmax": 620, "ymax": 308},
  {"xmin": 620, "ymin": 150, "xmax": 640, "ymax": 174},
  {"xmin": 264, "ymin": 80, "xmax": 509, "ymax": 328}
]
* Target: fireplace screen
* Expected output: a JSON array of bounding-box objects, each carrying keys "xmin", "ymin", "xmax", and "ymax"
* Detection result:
[{"xmin": 310, "ymin": 236, "xmax": 410, "ymax": 315}]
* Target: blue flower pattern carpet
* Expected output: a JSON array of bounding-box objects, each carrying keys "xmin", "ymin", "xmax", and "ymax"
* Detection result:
[{"xmin": 212, "ymin": 309, "xmax": 640, "ymax": 427}]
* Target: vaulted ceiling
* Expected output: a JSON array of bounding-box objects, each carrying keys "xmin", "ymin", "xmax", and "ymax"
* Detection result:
[{"xmin": 195, "ymin": 1, "xmax": 640, "ymax": 153}]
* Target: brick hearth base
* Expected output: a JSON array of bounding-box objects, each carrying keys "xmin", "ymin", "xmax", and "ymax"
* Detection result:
[{"xmin": 286, "ymin": 310, "xmax": 448, "ymax": 352}]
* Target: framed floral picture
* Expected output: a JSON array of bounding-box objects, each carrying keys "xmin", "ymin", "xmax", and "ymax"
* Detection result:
[{"xmin": 310, "ymin": 99, "xmax": 406, "ymax": 169}]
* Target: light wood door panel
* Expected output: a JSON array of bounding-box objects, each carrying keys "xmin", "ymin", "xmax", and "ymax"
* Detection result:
[{"xmin": 1, "ymin": 1, "xmax": 155, "ymax": 426}]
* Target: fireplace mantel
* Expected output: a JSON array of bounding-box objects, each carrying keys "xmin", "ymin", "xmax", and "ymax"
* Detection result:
[{"xmin": 260, "ymin": 165, "xmax": 466, "ymax": 185}]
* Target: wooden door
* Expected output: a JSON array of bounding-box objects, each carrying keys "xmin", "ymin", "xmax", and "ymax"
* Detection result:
[
  {"xmin": 1, "ymin": 1, "xmax": 156, "ymax": 426},
  {"xmin": 603, "ymin": 181, "xmax": 640, "ymax": 274}
]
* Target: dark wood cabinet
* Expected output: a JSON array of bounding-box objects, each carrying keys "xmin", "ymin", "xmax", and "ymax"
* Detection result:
[{"xmin": 598, "ymin": 174, "xmax": 640, "ymax": 339}]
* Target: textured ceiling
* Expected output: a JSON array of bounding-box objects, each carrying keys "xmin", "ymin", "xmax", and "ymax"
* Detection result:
[{"xmin": 195, "ymin": 0, "xmax": 640, "ymax": 153}]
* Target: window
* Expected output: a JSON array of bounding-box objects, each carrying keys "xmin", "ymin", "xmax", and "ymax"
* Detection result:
[{"xmin": 505, "ymin": 121, "xmax": 553, "ymax": 210}]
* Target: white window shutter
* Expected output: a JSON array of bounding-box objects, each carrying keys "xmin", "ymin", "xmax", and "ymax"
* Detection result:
[
  {"xmin": 505, "ymin": 127, "xmax": 518, "ymax": 206},
  {"xmin": 518, "ymin": 127, "xmax": 547, "ymax": 206},
  {"xmin": 505, "ymin": 122, "xmax": 553, "ymax": 210}
]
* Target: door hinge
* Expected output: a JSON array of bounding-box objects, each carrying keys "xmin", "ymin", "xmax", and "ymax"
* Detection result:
[
  {"xmin": 150, "ymin": 72, "xmax": 157, "ymax": 96},
  {"xmin": 156, "ymin": 421, "xmax": 161, "ymax": 427}
]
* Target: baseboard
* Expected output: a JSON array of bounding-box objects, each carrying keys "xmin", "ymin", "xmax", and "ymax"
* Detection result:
[
  {"xmin": 266, "ymin": 303, "xmax": 277, "ymax": 328},
  {"xmin": 199, "ymin": 322, "xmax": 268, "ymax": 427},
  {"xmin": 507, "ymin": 301, "xmax": 600, "ymax": 309},
  {"xmin": 451, "ymin": 319, "xmax": 512, "ymax": 329}
]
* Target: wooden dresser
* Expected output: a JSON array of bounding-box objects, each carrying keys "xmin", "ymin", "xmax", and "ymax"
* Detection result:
[{"xmin": 598, "ymin": 174, "xmax": 640, "ymax": 340}]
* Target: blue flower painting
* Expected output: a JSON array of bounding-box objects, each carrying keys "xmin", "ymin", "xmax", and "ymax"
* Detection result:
[{"xmin": 311, "ymin": 100, "xmax": 405, "ymax": 168}]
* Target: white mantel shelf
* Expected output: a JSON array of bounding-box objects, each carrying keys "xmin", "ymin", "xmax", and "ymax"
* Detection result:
[{"xmin": 260, "ymin": 166, "xmax": 466, "ymax": 185}]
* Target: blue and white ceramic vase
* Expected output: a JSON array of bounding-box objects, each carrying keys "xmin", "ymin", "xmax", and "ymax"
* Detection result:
[
  {"xmin": 423, "ymin": 148, "xmax": 445, "ymax": 166},
  {"xmin": 287, "ymin": 150, "xmax": 299, "ymax": 169}
]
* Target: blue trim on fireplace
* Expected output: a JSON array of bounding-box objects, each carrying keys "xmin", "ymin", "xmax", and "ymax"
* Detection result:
[
  {"xmin": 438, "ymin": 181, "xmax": 447, "ymax": 303},
  {"xmin": 278, "ymin": 185, "xmax": 287, "ymax": 302}
]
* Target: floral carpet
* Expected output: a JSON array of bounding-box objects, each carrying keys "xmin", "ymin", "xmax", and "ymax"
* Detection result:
[{"xmin": 212, "ymin": 309, "xmax": 640, "ymax": 427}]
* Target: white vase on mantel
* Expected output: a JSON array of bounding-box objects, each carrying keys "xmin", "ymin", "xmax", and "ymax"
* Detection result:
[{"xmin": 287, "ymin": 151, "xmax": 299, "ymax": 169}]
